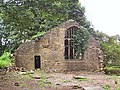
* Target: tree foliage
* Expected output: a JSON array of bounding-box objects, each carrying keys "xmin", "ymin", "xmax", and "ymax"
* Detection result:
[
  {"xmin": 0, "ymin": 0, "xmax": 91, "ymax": 55},
  {"xmin": 95, "ymin": 31, "xmax": 120, "ymax": 67}
]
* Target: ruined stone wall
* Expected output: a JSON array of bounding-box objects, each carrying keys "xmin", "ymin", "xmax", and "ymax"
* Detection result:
[
  {"xmin": 15, "ymin": 20, "xmax": 103, "ymax": 72},
  {"xmin": 64, "ymin": 61, "xmax": 86, "ymax": 71},
  {"xmin": 64, "ymin": 35, "xmax": 104, "ymax": 72},
  {"xmin": 83, "ymin": 35, "xmax": 104, "ymax": 71},
  {"xmin": 15, "ymin": 41, "xmax": 35, "ymax": 70},
  {"xmin": 38, "ymin": 20, "xmax": 81, "ymax": 72},
  {"xmin": 15, "ymin": 26, "xmax": 66, "ymax": 72},
  {"xmin": 38, "ymin": 27, "xmax": 65, "ymax": 72}
]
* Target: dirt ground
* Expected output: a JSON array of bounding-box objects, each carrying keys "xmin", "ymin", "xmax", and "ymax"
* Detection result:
[{"xmin": 0, "ymin": 70, "xmax": 120, "ymax": 90}]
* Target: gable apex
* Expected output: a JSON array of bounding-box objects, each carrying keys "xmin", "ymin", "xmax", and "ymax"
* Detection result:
[{"xmin": 60, "ymin": 19, "xmax": 80, "ymax": 30}]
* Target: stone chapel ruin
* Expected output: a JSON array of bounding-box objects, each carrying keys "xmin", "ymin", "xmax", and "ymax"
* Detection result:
[{"xmin": 15, "ymin": 20, "xmax": 104, "ymax": 72}]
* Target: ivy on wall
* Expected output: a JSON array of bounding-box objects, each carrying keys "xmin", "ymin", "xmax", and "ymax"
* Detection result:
[{"xmin": 73, "ymin": 27, "xmax": 89, "ymax": 58}]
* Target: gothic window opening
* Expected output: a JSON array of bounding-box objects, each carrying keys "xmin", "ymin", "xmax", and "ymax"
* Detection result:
[{"xmin": 64, "ymin": 26, "xmax": 84, "ymax": 60}]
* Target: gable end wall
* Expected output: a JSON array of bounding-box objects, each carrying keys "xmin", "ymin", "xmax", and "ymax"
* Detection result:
[{"xmin": 15, "ymin": 20, "xmax": 103, "ymax": 72}]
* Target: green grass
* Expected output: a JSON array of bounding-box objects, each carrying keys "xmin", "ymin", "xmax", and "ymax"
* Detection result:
[
  {"xmin": 104, "ymin": 66, "xmax": 120, "ymax": 75},
  {"xmin": 0, "ymin": 52, "xmax": 11, "ymax": 69},
  {"xmin": 0, "ymin": 60, "xmax": 10, "ymax": 68},
  {"xmin": 104, "ymin": 66, "xmax": 120, "ymax": 71},
  {"xmin": 78, "ymin": 78, "xmax": 88, "ymax": 81},
  {"xmin": 20, "ymin": 83, "xmax": 27, "ymax": 87},
  {"xmin": 36, "ymin": 70, "xmax": 50, "ymax": 86},
  {"xmin": 36, "ymin": 70, "xmax": 52, "ymax": 87},
  {"xmin": 103, "ymin": 85, "xmax": 110, "ymax": 90},
  {"xmin": 19, "ymin": 74, "xmax": 32, "ymax": 81},
  {"xmin": 116, "ymin": 88, "xmax": 120, "ymax": 90},
  {"xmin": 112, "ymin": 75, "xmax": 118, "ymax": 84}
]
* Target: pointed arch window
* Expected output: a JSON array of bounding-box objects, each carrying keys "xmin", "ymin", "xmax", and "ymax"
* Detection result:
[{"xmin": 64, "ymin": 26, "xmax": 83, "ymax": 60}]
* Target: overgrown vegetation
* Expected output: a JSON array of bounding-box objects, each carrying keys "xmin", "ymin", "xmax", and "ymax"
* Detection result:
[
  {"xmin": 95, "ymin": 31, "xmax": 120, "ymax": 74},
  {"xmin": 74, "ymin": 27, "xmax": 89, "ymax": 56},
  {"xmin": 102, "ymin": 41, "xmax": 120, "ymax": 67},
  {"xmin": 0, "ymin": 52, "xmax": 11, "ymax": 68}
]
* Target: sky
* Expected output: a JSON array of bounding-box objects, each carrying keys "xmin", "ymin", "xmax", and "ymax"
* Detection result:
[{"xmin": 80, "ymin": 0, "xmax": 120, "ymax": 36}]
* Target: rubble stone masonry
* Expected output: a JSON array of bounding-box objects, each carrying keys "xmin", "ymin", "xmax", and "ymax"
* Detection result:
[{"xmin": 15, "ymin": 20, "xmax": 104, "ymax": 72}]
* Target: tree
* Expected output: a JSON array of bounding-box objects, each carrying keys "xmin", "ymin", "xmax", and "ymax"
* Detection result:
[{"xmin": 0, "ymin": 0, "xmax": 91, "ymax": 54}]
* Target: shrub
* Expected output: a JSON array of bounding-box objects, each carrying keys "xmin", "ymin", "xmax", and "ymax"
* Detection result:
[
  {"xmin": 0, "ymin": 52, "xmax": 11, "ymax": 69},
  {"xmin": 0, "ymin": 60, "xmax": 10, "ymax": 69},
  {"xmin": 102, "ymin": 42, "xmax": 120, "ymax": 67}
]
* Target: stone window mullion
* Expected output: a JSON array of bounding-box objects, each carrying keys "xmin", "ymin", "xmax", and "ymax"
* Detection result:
[{"xmin": 64, "ymin": 26, "xmax": 80, "ymax": 60}]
